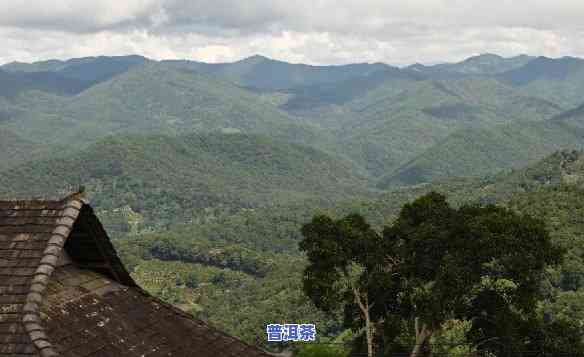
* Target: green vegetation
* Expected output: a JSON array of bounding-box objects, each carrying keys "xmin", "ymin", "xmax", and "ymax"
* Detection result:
[
  {"xmin": 122, "ymin": 254, "xmax": 340, "ymax": 348},
  {"xmin": 379, "ymin": 117, "xmax": 584, "ymax": 187},
  {"xmin": 0, "ymin": 68, "xmax": 91, "ymax": 97},
  {"xmin": 2, "ymin": 55, "xmax": 147, "ymax": 79},
  {"xmin": 410, "ymin": 54, "xmax": 534, "ymax": 76},
  {"xmin": 0, "ymin": 128, "xmax": 39, "ymax": 171},
  {"xmin": 4, "ymin": 54, "xmax": 584, "ymax": 355},
  {"xmin": 81, "ymin": 150, "xmax": 579, "ymax": 355},
  {"xmin": 0, "ymin": 62, "xmax": 339, "ymax": 160},
  {"xmin": 500, "ymin": 56, "xmax": 584, "ymax": 107},
  {"xmin": 310, "ymin": 77, "xmax": 565, "ymax": 177},
  {"xmin": 164, "ymin": 55, "xmax": 391, "ymax": 91},
  {"xmin": 0, "ymin": 132, "xmax": 370, "ymax": 231},
  {"xmin": 300, "ymin": 192, "xmax": 564, "ymax": 357},
  {"xmin": 294, "ymin": 344, "xmax": 350, "ymax": 357},
  {"xmin": 3, "ymin": 54, "xmax": 584, "ymax": 184}
]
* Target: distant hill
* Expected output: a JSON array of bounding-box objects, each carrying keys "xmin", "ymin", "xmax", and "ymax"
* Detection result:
[
  {"xmin": 495, "ymin": 56, "xmax": 584, "ymax": 108},
  {"xmin": 0, "ymin": 62, "xmax": 337, "ymax": 153},
  {"xmin": 2, "ymin": 59, "xmax": 68, "ymax": 72},
  {"xmin": 403, "ymin": 55, "xmax": 584, "ymax": 108},
  {"xmin": 498, "ymin": 56, "xmax": 584, "ymax": 85},
  {"xmin": 3, "ymin": 54, "xmax": 391, "ymax": 93},
  {"xmin": 406, "ymin": 54, "xmax": 534, "ymax": 77},
  {"xmin": 0, "ymin": 69, "xmax": 91, "ymax": 97},
  {"xmin": 0, "ymin": 132, "xmax": 370, "ymax": 225},
  {"xmin": 378, "ymin": 102, "xmax": 584, "ymax": 187},
  {"xmin": 2, "ymin": 53, "xmax": 584, "ymax": 189},
  {"xmin": 328, "ymin": 77, "xmax": 565, "ymax": 177},
  {"xmin": 2, "ymin": 55, "xmax": 149, "ymax": 83},
  {"xmin": 164, "ymin": 55, "xmax": 391, "ymax": 91},
  {"xmin": 278, "ymin": 66, "xmax": 418, "ymax": 113}
]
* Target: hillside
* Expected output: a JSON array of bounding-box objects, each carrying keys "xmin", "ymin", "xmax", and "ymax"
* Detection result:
[
  {"xmin": 0, "ymin": 62, "xmax": 339, "ymax": 154},
  {"xmin": 1, "ymin": 55, "xmax": 149, "ymax": 83},
  {"xmin": 0, "ymin": 69, "xmax": 91, "ymax": 97},
  {"xmin": 378, "ymin": 109, "xmax": 584, "ymax": 187},
  {"xmin": 164, "ymin": 55, "xmax": 391, "ymax": 91},
  {"xmin": 4, "ymin": 54, "xmax": 390, "ymax": 92},
  {"xmin": 497, "ymin": 56, "xmax": 584, "ymax": 108},
  {"xmin": 107, "ymin": 149, "xmax": 584, "ymax": 348},
  {"xmin": 329, "ymin": 77, "xmax": 565, "ymax": 177},
  {"xmin": 117, "ymin": 149, "xmax": 584, "ymax": 258},
  {"xmin": 0, "ymin": 128, "xmax": 40, "ymax": 171},
  {"xmin": 499, "ymin": 56, "xmax": 584, "ymax": 86},
  {"xmin": 278, "ymin": 66, "xmax": 419, "ymax": 114},
  {"xmin": 1, "ymin": 53, "xmax": 583, "ymax": 187},
  {"xmin": 2, "ymin": 59, "xmax": 68, "ymax": 72},
  {"xmin": 0, "ymin": 132, "xmax": 371, "ymax": 228},
  {"xmin": 5, "ymin": 51, "xmax": 584, "ymax": 353},
  {"xmin": 408, "ymin": 53, "xmax": 534, "ymax": 76}
]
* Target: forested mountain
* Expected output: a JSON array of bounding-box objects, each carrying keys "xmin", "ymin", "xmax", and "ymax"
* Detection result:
[
  {"xmin": 0, "ymin": 68, "xmax": 92, "ymax": 97},
  {"xmin": 379, "ymin": 98, "xmax": 584, "ymax": 187},
  {"xmin": 499, "ymin": 56, "xmax": 584, "ymax": 85},
  {"xmin": 0, "ymin": 62, "xmax": 337, "ymax": 154},
  {"xmin": 407, "ymin": 53, "xmax": 534, "ymax": 76},
  {"xmin": 4, "ymin": 52, "xmax": 584, "ymax": 353},
  {"xmin": 320, "ymin": 77, "xmax": 564, "ymax": 176},
  {"xmin": 164, "ymin": 54, "xmax": 391, "ymax": 91},
  {"xmin": 2, "ymin": 53, "xmax": 584, "ymax": 192},
  {"xmin": 0, "ymin": 128, "xmax": 39, "ymax": 171},
  {"xmin": 1, "ymin": 54, "xmax": 390, "ymax": 92},
  {"xmin": 501, "ymin": 56, "xmax": 584, "ymax": 108},
  {"xmin": 107, "ymin": 149, "xmax": 584, "ymax": 351},
  {"xmin": 0, "ymin": 132, "xmax": 370, "ymax": 228},
  {"xmin": 1, "ymin": 55, "xmax": 149, "ymax": 83}
]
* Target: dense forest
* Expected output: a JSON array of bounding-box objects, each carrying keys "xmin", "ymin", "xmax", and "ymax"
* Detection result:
[
  {"xmin": 3, "ymin": 54, "xmax": 584, "ymax": 356},
  {"xmin": 109, "ymin": 150, "xmax": 584, "ymax": 356}
]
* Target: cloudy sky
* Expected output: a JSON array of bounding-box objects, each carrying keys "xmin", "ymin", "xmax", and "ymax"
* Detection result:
[{"xmin": 1, "ymin": 0, "xmax": 584, "ymax": 66}]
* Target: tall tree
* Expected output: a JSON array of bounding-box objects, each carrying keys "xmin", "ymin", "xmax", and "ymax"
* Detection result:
[
  {"xmin": 300, "ymin": 214, "xmax": 384, "ymax": 357},
  {"xmin": 300, "ymin": 192, "xmax": 564, "ymax": 357},
  {"xmin": 385, "ymin": 192, "xmax": 563, "ymax": 357}
]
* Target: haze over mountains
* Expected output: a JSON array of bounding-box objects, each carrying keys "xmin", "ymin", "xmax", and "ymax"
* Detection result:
[{"xmin": 2, "ymin": 52, "xmax": 584, "ymax": 197}]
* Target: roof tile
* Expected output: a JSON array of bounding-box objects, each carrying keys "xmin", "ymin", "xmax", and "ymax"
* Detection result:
[{"xmin": 1, "ymin": 197, "xmax": 271, "ymax": 357}]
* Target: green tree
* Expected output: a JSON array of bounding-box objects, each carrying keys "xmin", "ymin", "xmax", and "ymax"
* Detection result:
[
  {"xmin": 300, "ymin": 192, "xmax": 564, "ymax": 357},
  {"xmin": 184, "ymin": 272, "xmax": 199, "ymax": 289},
  {"xmin": 530, "ymin": 318, "xmax": 584, "ymax": 356},
  {"xmin": 386, "ymin": 192, "xmax": 563, "ymax": 356},
  {"xmin": 300, "ymin": 214, "xmax": 384, "ymax": 357},
  {"xmin": 211, "ymin": 271, "xmax": 227, "ymax": 285}
]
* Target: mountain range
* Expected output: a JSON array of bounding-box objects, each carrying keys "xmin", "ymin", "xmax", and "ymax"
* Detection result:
[
  {"xmin": 2, "ymin": 52, "xmax": 584, "ymax": 203},
  {"xmin": 4, "ymin": 52, "xmax": 584, "ymax": 348}
]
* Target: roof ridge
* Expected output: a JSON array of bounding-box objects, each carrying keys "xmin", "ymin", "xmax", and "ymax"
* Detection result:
[
  {"xmin": 57, "ymin": 187, "xmax": 87, "ymax": 204},
  {"xmin": 0, "ymin": 199, "xmax": 62, "ymax": 204},
  {"xmin": 0, "ymin": 188, "xmax": 88, "ymax": 205},
  {"xmin": 21, "ymin": 198, "xmax": 85, "ymax": 357}
]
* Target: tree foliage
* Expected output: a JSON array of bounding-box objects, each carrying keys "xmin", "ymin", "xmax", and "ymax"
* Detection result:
[{"xmin": 301, "ymin": 192, "xmax": 566, "ymax": 356}]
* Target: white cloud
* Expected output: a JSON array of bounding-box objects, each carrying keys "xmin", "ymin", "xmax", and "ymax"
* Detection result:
[
  {"xmin": 0, "ymin": 1, "xmax": 165, "ymax": 32},
  {"xmin": 1, "ymin": 0, "xmax": 584, "ymax": 65}
]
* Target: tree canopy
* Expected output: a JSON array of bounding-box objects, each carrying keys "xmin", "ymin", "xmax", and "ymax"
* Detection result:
[{"xmin": 300, "ymin": 192, "xmax": 566, "ymax": 357}]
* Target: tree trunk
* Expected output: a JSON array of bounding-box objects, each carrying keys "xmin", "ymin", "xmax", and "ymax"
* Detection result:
[
  {"xmin": 410, "ymin": 318, "xmax": 433, "ymax": 357},
  {"xmin": 352, "ymin": 286, "xmax": 375, "ymax": 357},
  {"xmin": 364, "ymin": 308, "xmax": 374, "ymax": 357}
]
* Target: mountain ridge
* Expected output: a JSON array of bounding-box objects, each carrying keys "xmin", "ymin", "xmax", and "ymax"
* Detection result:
[
  {"xmin": 378, "ymin": 101, "xmax": 584, "ymax": 188},
  {"xmin": 0, "ymin": 132, "xmax": 372, "ymax": 227}
]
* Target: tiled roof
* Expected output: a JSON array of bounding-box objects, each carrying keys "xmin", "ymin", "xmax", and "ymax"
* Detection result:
[{"xmin": 0, "ymin": 196, "xmax": 272, "ymax": 357}]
